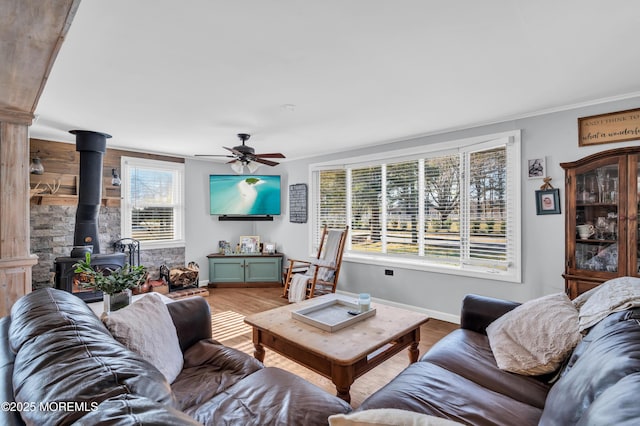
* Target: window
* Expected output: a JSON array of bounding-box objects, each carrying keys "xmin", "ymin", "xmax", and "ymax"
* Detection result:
[
  {"xmin": 311, "ymin": 131, "xmax": 521, "ymax": 282},
  {"xmin": 121, "ymin": 157, "xmax": 185, "ymax": 248}
]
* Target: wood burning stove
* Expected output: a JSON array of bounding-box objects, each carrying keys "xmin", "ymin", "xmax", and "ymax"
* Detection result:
[
  {"xmin": 54, "ymin": 130, "xmax": 126, "ymax": 303},
  {"xmin": 55, "ymin": 253, "xmax": 126, "ymax": 302}
]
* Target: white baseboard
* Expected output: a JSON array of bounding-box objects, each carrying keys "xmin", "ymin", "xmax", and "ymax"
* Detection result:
[{"xmin": 335, "ymin": 290, "xmax": 460, "ymax": 325}]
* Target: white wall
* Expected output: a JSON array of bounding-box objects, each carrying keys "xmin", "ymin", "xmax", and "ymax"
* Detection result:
[
  {"xmin": 183, "ymin": 160, "xmax": 292, "ymax": 284},
  {"xmin": 184, "ymin": 96, "xmax": 640, "ymax": 318}
]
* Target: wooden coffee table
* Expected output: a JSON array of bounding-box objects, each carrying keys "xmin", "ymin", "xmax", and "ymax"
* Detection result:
[{"xmin": 244, "ymin": 294, "xmax": 429, "ymax": 403}]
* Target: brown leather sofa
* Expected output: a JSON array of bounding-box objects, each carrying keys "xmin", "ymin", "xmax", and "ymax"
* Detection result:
[
  {"xmin": 357, "ymin": 294, "xmax": 640, "ymax": 425},
  {"xmin": 1, "ymin": 288, "xmax": 351, "ymax": 425}
]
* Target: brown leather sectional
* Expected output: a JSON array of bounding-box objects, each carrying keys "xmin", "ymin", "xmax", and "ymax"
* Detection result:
[
  {"xmin": 1, "ymin": 288, "xmax": 351, "ymax": 425},
  {"xmin": 358, "ymin": 294, "xmax": 640, "ymax": 425}
]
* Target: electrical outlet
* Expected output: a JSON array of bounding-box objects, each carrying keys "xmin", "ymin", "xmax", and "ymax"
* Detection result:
[{"xmin": 384, "ymin": 269, "xmax": 394, "ymax": 276}]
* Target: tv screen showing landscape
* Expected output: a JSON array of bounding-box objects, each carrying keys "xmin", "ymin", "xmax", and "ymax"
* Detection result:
[{"xmin": 209, "ymin": 175, "xmax": 281, "ymax": 216}]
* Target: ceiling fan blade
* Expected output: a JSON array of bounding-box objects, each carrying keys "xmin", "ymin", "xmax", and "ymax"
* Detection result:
[
  {"xmin": 223, "ymin": 146, "xmax": 245, "ymax": 157},
  {"xmin": 252, "ymin": 157, "xmax": 279, "ymax": 167},
  {"xmin": 194, "ymin": 154, "xmax": 235, "ymax": 158},
  {"xmin": 255, "ymin": 153, "xmax": 286, "ymax": 158}
]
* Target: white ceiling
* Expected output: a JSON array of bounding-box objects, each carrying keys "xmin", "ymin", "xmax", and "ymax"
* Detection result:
[{"xmin": 30, "ymin": 0, "xmax": 640, "ymax": 163}]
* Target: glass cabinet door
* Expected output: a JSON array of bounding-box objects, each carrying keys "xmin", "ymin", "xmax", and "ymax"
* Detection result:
[{"xmin": 573, "ymin": 162, "xmax": 620, "ymax": 274}]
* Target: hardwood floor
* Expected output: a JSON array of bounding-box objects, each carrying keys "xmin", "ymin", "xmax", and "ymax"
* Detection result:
[{"xmin": 204, "ymin": 287, "xmax": 458, "ymax": 408}]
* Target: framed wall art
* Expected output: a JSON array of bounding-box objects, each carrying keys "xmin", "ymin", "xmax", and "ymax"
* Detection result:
[
  {"xmin": 289, "ymin": 183, "xmax": 308, "ymax": 223},
  {"xmin": 578, "ymin": 107, "xmax": 640, "ymax": 146},
  {"xmin": 535, "ymin": 189, "xmax": 561, "ymax": 215},
  {"xmin": 527, "ymin": 158, "xmax": 546, "ymax": 179}
]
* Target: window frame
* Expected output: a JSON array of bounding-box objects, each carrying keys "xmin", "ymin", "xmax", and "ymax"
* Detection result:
[
  {"xmin": 120, "ymin": 156, "xmax": 185, "ymax": 249},
  {"xmin": 310, "ymin": 130, "xmax": 521, "ymax": 283}
]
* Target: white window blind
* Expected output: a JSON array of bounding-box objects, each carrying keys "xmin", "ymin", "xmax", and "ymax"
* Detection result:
[
  {"xmin": 311, "ymin": 131, "xmax": 521, "ymax": 282},
  {"xmin": 121, "ymin": 157, "xmax": 185, "ymax": 248},
  {"xmin": 424, "ymin": 154, "xmax": 461, "ymax": 263},
  {"xmin": 351, "ymin": 166, "xmax": 382, "ymax": 253}
]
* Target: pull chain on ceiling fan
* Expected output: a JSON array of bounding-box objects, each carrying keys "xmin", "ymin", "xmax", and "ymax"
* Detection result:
[{"xmin": 195, "ymin": 133, "xmax": 286, "ymax": 173}]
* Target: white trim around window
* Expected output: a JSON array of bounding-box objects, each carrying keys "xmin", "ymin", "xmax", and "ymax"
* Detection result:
[
  {"xmin": 121, "ymin": 157, "xmax": 185, "ymax": 249},
  {"xmin": 310, "ymin": 130, "xmax": 522, "ymax": 283}
]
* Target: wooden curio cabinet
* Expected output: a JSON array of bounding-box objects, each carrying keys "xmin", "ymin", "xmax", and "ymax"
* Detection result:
[{"xmin": 561, "ymin": 147, "xmax": 640, "ymax": 299}]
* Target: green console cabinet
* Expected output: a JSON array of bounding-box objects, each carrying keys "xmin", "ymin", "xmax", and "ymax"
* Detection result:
[{"xmin": 207, "ymin": 253, "xmax": 283, "ymax": 287}]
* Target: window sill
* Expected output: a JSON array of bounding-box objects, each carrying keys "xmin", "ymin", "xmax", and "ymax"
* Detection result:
[
  {"xmin": 138, "ymin": 240, "xmax": 186, "ymax": 250},
  {"xmin": 343, "ymin": 252, "xmax": 521, "ymax": 283}
]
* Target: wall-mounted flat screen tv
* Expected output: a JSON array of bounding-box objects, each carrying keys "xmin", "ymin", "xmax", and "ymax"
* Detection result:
[{"xmin": 209, "ymin": 175, "xmax": 281, "ymax": 216}]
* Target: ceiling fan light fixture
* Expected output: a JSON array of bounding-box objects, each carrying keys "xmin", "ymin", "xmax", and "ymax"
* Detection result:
[
  {"xmin": 230, "ymin": 161, "xmax": 244, "ymax": 174},
  {"xmin": 247, "ymin": 161, "xmax": 260, "ymax": 173}
]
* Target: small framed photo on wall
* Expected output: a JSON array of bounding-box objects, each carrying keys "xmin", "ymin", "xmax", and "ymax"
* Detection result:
[
  {"xmin": 527, "ymin": 158, "xmax": 546, "ymax": 179},
  {"xmin": 536, "ymin": 189, "xmax": 561, "ymax": 215}
]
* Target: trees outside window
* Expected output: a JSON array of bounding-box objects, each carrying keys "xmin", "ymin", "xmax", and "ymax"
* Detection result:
[{"xmin": 312, "ymin": 131, "xmax": 520, "ymax": 281}]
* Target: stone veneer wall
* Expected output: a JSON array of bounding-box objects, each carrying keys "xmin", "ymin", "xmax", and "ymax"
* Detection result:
[{"xmin": 30, "ymin": 205, "xmax": 185, "ymax": 290}]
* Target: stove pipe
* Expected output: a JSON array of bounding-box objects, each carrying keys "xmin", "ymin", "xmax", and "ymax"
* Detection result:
[{"xmin": 69, "ymin": 130, "xmax": 112, "ymax": 254}]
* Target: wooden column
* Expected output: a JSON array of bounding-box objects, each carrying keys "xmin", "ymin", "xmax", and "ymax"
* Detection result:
[
  {"xmin": 0, "ymin": 115, "xmax": 38, "ymax": 316},
  {"xmin": 0, "ymin": 0, "xmax": 81, "ymax": 316}
]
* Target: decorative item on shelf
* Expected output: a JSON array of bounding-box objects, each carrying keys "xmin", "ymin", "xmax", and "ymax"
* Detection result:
[
  {"xmin": 29, "ymin": 182, "xmax": 45, "ymax": 198},
  {"xmin": 535, "ymin": 177, "xmax": 561, "ymax": 215},
  {"xmin": 239, "ymin": 235, "xmax": 260, "ymax": 253},
  {"xmin": 218, "ymin": 240, "xmax": 231, "ymax": 254},
  {"xmin": 29, "ymin": 151, "xmax": 44, "ymax": 175},
  {"xmin": 46, "ymin": 179, "xmax": 61, "ymax": 194},
  {"xmin": 73, "ymin": 252, "xmax": 147, "ymax": 313},
  {"xmin": 263, "ymin": 242, "xmax": 276, "ymax": 254},
  {"xmin": 111, "ymin": 168, "xmax": 121, "ymax": 186},
  {"xmin": 576, "ymin": 224, "xmax": 595, "ymax": 240}
]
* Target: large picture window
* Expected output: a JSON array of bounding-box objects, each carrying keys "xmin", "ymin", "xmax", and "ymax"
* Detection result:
[
  {"xmin": 311, "ymin": 131, "xmax": 521, "ymax": 282},
  {"xmin": 121, "ymin": 157, "xmax": 185, "ymax": 248}
]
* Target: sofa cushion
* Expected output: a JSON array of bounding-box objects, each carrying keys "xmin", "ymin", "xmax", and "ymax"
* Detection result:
[
  {"xmin": 171, "ymin": 339, "xmax": 263, "ymax": 410},
  {"xmin": 358, "ymin": 361, "xmax": 543, "ymax": 426},
  {"xmin": 538, "ymin": 308, "xmax": 640, "ymax": 425},
  {"xmin": 422, "ymin": 329, "xmax": 550, "ymax": 408},
  {"xmin": 486, "ymin": 292, "xmax": 581, "ymax": 375},
  {"xmin": 329, "ymin": 408, "xmax": 463, "ymax": 425},
  {"xmin": 184, "ymin": 367, "xmax": 351, "ymax": 426},
  {"xmin": 103, "ymin": 293, "xmax": 184, "ymax": 383},
  {"xmin": 9, "ymin": 288, "xmax": 176, "ymax": 426}
]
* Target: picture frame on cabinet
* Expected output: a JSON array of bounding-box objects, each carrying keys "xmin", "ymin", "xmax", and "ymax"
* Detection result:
[
  {"xmin": 239, "ymin": 235, "xmax": 260, "ymax": 253},
  {"xmin": 536, "ymin": 189, "xmax": 561, "ymax": 215},
  {"xmin": 527, "ymin": 158, "xmax": 546, "ymax": 179},
  {"xmin": 263, "ymin": 242, "xmax": 276, "ymax": 254}
]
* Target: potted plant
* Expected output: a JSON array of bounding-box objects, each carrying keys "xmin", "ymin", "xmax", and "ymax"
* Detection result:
[{"xmin": 74, "ymin": 252, "xmax": 147, "ymax": 312}]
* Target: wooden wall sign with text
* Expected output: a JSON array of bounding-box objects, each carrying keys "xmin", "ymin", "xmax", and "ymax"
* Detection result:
[{"xmin": 578, "ymin": 108, "xmax": 640, "ymax": 146}]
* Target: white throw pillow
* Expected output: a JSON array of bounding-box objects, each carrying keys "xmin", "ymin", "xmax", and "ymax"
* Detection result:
[
  {"xmin": 486, "ymin": 292, "xmax": 581, "ymax": 376},
  {"xmin": 102, "ymin": 293, "xmax": 183, "ymax": 383},
  {"xmin": 329, "ymin": 409, "xmax": 463, "ymax": 426},
  {"xmin": 576, "ymin": 276, "xmax": 640, "ymax": 331}
]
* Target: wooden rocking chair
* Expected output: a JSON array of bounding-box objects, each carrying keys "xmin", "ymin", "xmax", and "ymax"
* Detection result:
[{"xmin": 282, "ymin": 225, "xmax": 348, "ymax": 302}]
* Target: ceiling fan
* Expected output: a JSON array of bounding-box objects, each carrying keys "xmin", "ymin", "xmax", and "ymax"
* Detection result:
[{"xmin": 195, "ymin": 133, "xmax": 285, "ymax": 173}]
